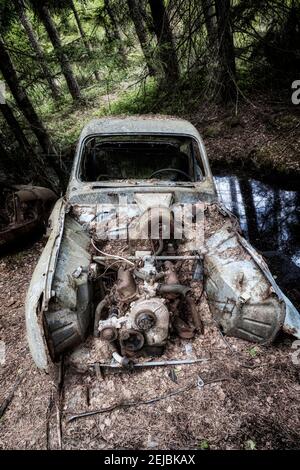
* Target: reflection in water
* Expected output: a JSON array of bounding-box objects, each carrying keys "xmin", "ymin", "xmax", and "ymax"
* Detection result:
[{"xmin": 214, "ymin": 175, "xmax": 300, "ymax": 309}]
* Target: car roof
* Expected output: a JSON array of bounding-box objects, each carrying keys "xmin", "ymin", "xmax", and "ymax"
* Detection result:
[{"xmin": 79, "ymin": 116, "xmax": 201, "ymax": 141}]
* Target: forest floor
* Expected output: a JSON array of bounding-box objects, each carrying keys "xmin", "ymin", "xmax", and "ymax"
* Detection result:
[
  {"xmin": 1, "ymin": 240, "xmax": 300, "ymax": 450},
  {"xmin": 187, "ymin": 98, "xmax": 300, "ymax": 178}
]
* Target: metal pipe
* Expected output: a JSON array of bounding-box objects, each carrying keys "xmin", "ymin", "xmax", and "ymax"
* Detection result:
[
  {"xmin": 93, "ymin": 297, "xmax": 108, "ymax": 337},
  {"xmin": 94, "ymin": 255, "xmax": 200, "ymax": 262},
  {"xmin": 91, "ymin": 357, "xmax": 209, "ymax": 369}
]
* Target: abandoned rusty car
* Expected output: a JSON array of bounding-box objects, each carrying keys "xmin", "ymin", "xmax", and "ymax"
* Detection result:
[
  {"xmin": 25, "ymin": 117, "xmax": 300, "ymax": 370},
  {"xmin": 0, "ymin": 185, "xmax": 57, "ymax": 249}
]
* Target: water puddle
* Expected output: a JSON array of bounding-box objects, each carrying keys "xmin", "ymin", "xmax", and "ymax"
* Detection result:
[{"xmin": 215, "ymin": 174, "xmax": 300, "ymax": 309}]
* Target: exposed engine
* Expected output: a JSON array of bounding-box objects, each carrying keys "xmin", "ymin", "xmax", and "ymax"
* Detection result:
[
  {"xmin": 93, "ymin": 247, "xmax": 203, "ymax": 361},
  {"xmin": 72, "ymin": 192, "xmax": 204, "ymax": 361}
]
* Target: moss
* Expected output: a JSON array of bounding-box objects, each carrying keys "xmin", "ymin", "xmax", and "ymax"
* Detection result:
[
  {"xmin": 198, "ymin": 440, "xmax": 210, "ymax": 450},
  {"xmin": 223, "ymin": 115, "xmax": 244, "ymax": 128},
  {"xmin": 203, "ymin": 122, "xmax": 223, "ymax": 138},
  {"xmin": 244, "ymin": 439, "xmax": 257, "ymax": 450},
  {"xmin": 274, "ymin": 114, "xmax": 299, "ymax": 131},
  {"xmin": 251, "ymin": 146, "xmax": 274, "ymax": 165}
]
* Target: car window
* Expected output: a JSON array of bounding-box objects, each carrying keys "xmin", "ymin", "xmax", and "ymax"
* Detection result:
[{"xmin": 79, "ymin": 135, "xmax": 204, "ymax": 182}]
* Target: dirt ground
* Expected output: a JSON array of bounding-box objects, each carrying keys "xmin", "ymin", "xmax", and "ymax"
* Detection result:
[
  {"xmin": 0, "ymin": 240, "xmax": 300, "ymax": 450},
  {"xmin": 188, "ymin": 99, "xmax": 300, "ymax": 178}
]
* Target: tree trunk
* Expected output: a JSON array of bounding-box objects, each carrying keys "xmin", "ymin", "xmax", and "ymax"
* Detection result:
[
  {"xmin": 148, "ymin": 0, "xmax": 179, "ymax": 82},
  {"xmin": 0, "ymin": 103, "xmax": 32, "ymax": 153},
  {"xmin": 215, "ymin": 0, "xmax": 236, "ymax": 103},
  {"xmin": 70, "ymin": 0, "xmax": 100, "ymax": 81},
  {"xmin": 104, "ymin": 0, "xmax": 127, "ymax": 63},
  {"xmin": 201, "ymin": 0, "xmax": 218, "ymax": 49},
  {"xmin": 15, "ymin": 0, "xmax": 61, "ymax": 101},
  {"xmin": 239, "ymin": 178, "xmax": 259, "ymax": 245},
  {"xmin": 0, "ymin": 104, "xmax": 62, "ymax": 190},
  {"xmin": 271, "ymin": 189, "xmax": 281, "ymax": 250},
  {"xmin": 37, "ymin": 4, "xmax": 81, "ymax": 101},
  {"xmin": 139, "ymin": 0, "xmax": 153, "ymax": 35},
  {"xmin": 1, "ymin": 102, "xmax": 50, "ymax": 180},
  {"xmin": 127, "ymin": 0, "xmax": 156, "ymax": 76},
  {"xmin": 0, "ymin": 37, "xmax": 54, "ymax": 156},
  {"xmin": 0, "ymin": 37, "xmax": 61, "ymax": 191},
  {"xmin": 229, "ymin": 176, "xmax": 239, "ymax": 217},
  {"xmin": 0, "ymin": 135, "xmax": 9, "ymax": 160}
]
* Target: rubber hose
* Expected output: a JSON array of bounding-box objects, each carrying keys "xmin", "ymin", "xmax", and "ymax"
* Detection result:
[
  {"xmin": 109, "ymin": 341, "xmax": 130, "ymax": 367},
  {"xmin": 93, "ymin": 297, "xmax": 108, "ymax": 337},
  {"xmin": 186, "ymin": 295, "xmax": 204, "ymax": 333},
  {"xmin": 157, "ymin": 284, "xmax": 191, "ymax": 297},
  {"xmin": 154, "ymin": 239, "xmax": 164, "ymax": 256}
]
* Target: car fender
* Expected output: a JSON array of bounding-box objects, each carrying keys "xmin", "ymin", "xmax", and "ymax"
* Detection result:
[{"xmin": 25, "ymin": 198, "xmax": 66, "ymax": 370}]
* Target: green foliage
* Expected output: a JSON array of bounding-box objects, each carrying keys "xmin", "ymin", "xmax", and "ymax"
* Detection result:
[
  {"xmin": 0, "ymin": 0, "xmax": 17, "ymax": 33},
  {"xmin": 248, "ymin": 346, "xmax": 258, "ymax": 358},
  {"xmin": 198, "ymin": 440, "xmax": 210, "ymax": 450},
  {"xmin": 233, "ymin": 0, "xmax": 300, "ymax": 90},
  {"xmin": 29, "ymin": 0, "xmax": 73, "ymax": 15},
  {"xmin": 244, "ymin": 439, "xmax": 257, "ymax": 450}
]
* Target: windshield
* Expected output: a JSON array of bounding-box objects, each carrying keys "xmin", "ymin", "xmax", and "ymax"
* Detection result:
[{"xmin": 79, "ymin": 135, "xmax": 204, "ymax": 183}]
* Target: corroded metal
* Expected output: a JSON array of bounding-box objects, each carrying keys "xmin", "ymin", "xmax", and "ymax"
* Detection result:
[
  {"xmin": 0, "ymin": 185, "xmax": 57, "ymax": 247},
  {"xmin": 204, "ymin": 222, "xmax": 286, "ymax": 343}
]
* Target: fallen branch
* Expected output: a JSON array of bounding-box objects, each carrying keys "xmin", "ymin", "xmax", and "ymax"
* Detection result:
[
  {"xmin": 56, "ymin": 358, "xmax": 64, "ymax": 450},
  {"xmin": 46, "ymin": 390, "xmax": 55, "ymax": 450},
  {"xmin": 0, "ymin": 374, "xmax": 25, "ymax": 419},
  {"xmin": 56, "ymin": 405, "xmax": 62, "ymax": 450},
  {"xmin": 67, "ymin": 377, "xmax": 229, "ymax": 423}
]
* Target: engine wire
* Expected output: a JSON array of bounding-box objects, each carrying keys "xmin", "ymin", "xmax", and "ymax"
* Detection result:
[{"xmin": 91, "ymin": 239, "xmax": 135, "ymax": 266}]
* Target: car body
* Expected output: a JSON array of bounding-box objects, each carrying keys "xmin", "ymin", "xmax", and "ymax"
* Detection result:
[
  {"xmin": 0, "ymin": 185, "xmax": 57, "ymax": 248},
  {"xmin": 25, "ymin": 117, "xmax": 300, "ymax": 370}
]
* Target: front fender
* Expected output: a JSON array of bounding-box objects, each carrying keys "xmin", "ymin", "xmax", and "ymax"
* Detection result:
[{"xmin": 25, "ymin": 198, "xmax": 66, "ymax": 370}]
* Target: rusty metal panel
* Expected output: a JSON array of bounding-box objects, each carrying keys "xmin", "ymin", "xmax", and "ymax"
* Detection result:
[
  {"xmin": 25, "ymin": 198, "xmax": 66, "ymax": 370},
  {"xmin": 0, "ymin": 185, "xmax": 57, "ymax": 248},
  {"xmin": 204, "ymin": 224, "xmax": 286, "ymax": 343}
]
